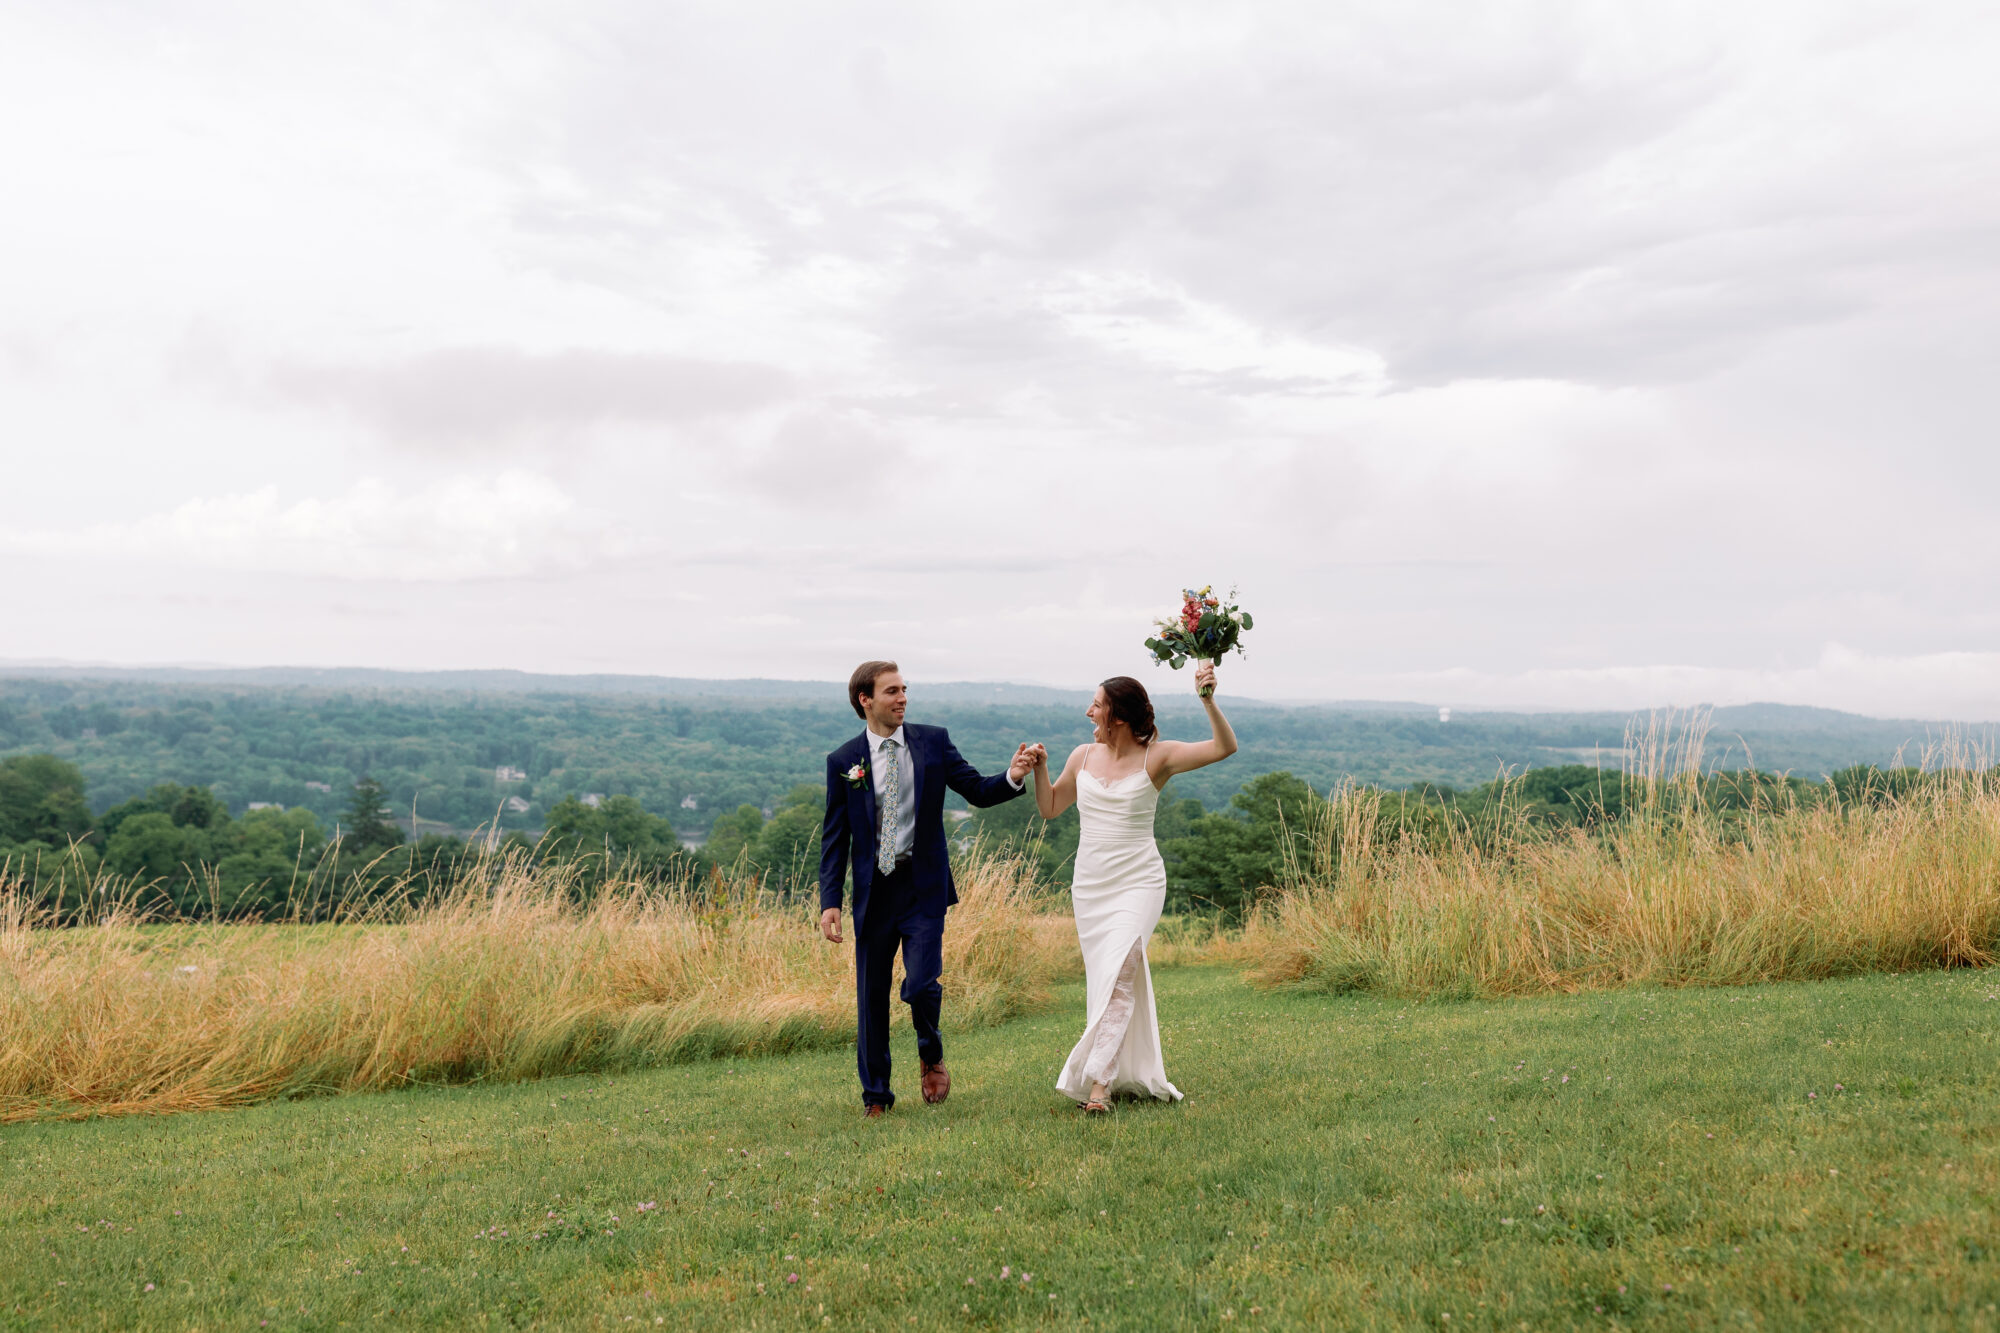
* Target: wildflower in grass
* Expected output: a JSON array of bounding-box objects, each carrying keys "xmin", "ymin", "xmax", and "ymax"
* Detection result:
[
  {"xmin": 788, "ymin": 1274, "xmax": 799, "ymax": 1284},
  {"xmin": 1001, "ymin": 1267, "xmax": 1011, "ymax": 1279},
  {"xmin": 144, "ymin": 1284, "xmax": 155, "ymax": 1292}
]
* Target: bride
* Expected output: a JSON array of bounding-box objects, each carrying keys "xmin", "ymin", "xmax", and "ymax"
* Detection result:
[{"xmin": 1027, "ymin": 660, "xmax": 1238, "ymax": 1112}]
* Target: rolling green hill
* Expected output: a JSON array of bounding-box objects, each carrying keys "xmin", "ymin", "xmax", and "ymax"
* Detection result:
[{"xmin": 0, "ymin": 671, "xmax": 1985, "ymax": 839}]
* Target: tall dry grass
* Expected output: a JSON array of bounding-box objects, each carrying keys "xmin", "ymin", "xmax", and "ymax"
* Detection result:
[
  {"xmin": 1250, "ymin": 718, "xmax": 2000, "ymax": 998},
  {"xmin": 0, "ymin": 843, "xmax": 1077, "ymax": 1123}
]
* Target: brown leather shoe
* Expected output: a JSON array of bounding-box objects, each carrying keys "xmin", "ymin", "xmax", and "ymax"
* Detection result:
[
  {"xmin": 921, "ymin": 1061, "xmax": 950, "ymax": 1104},
  {"xmin": 864, "ymin": 1104, "xmax": 887, "ymax": 1118}
]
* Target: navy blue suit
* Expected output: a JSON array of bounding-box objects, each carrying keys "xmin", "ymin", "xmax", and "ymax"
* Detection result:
[{"xmin": 820, "ymin": 723, "xmax": 1023, "ymax": 1107}]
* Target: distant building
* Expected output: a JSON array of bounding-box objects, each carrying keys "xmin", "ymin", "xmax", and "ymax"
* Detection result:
[
  {"xmin": 305, "ymin": 781, "xmax": 333, "ymax": 793},
  {"xmin": 680, "ymin": 795, "xmax": 698, "ymax": 810},
  {"xmin": 1439, "ymin": 707, "xmax": 1452, "ymax": 723},
  {"xmin": 504, "ymin": 795, "xmax": 532, "ymax": 814},
  {"xmin": 495, "ymin": 765, "xmax": 528, "ymax": 783},
  {"xmin": 247, "ymin": 802, "xmax": 283, "ymax": 811},
  {"xmin": 581, "ymin": 793, "xmax": 604, "ymax": 808}
]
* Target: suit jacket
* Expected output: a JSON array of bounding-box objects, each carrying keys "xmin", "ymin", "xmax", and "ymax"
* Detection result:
[{"xmin": 819, "ymin": 723, "xmax": 1023, "ymax": 931}]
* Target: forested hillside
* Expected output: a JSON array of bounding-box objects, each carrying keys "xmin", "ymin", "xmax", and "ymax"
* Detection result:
[{"xmin": 0, "ymin": 674, "xmax": 1977, "ymax": 839}]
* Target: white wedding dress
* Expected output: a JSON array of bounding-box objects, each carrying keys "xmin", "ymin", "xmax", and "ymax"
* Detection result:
[{"xmin": 1055, "ymin": 753, "xmax": 1183, "ymax": 1104}]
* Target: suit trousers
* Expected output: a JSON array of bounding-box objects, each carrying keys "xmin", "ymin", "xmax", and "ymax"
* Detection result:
[{"xmin": 854, "ymin": 862, "xmax": 945, "ymax": 1108}]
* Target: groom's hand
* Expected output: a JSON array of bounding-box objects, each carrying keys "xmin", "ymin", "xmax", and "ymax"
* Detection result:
[
  {"xmin": 1007, "ymin": 743, "xmax": 1035, "ymax": 783},
  {"xmin": 819, "ymin": 908, "xmax": 843, "ymax": 944}
]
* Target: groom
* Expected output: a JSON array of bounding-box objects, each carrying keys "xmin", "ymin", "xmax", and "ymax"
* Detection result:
[{"xmin": 820, "ymin": 660, "xmax": 1033, "ymax": 1116}]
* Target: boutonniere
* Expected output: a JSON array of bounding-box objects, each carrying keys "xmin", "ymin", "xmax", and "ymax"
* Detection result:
[{"xmin": 845, "ymin": 762, "xmax": 869, "ymax": 789}]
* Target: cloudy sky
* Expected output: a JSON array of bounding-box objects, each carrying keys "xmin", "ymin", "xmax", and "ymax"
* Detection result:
[{"xmin": 4, "ymin": 2, "xmax": 1999, "ymax": 715}]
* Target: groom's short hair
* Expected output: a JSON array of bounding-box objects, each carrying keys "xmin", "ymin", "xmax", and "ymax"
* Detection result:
[{"xmin": 848, "ymin": 660, "xmax": 900, "ymax": 719}]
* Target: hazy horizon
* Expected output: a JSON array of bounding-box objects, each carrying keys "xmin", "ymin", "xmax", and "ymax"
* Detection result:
[{"xmin": 4, "ymin": 655, "xmax": 1986, "ymax": 725}]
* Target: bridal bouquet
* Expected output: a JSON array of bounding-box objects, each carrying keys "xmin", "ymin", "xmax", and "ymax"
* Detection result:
[{"xmin": 1144, "ymin": 585, "xmax": 1251, "ymax": 697}]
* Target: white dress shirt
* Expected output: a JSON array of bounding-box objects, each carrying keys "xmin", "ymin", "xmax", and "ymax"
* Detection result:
[{"xmin": 867, "ymin": 725, "xmax": 918, "ymax": 860}]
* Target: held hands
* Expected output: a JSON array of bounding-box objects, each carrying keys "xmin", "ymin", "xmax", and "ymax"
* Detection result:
[
  {"xmin": 1010, "ymin": 742, "xmax": 1049, "ymax": 778},
  {"xmin": 1008, "ymin": 743, "xmax": 1037, "ymax": 783},
  {"xmin": 820, "ymin": 907, "xmax": 842, "ymax": 944}
]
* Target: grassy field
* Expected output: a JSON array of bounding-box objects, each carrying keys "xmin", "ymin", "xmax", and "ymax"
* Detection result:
[
  {"xmin": 7, "ymin": 965, "xmax": 2000, "ymax": 1331},
  {"xmin": 0, "ymin": 848, "xmax": 1071, "ymax": 1123},
  {"xmin": 1253, "ymin": 759, "xmax": 2000, "ymax": 999}
]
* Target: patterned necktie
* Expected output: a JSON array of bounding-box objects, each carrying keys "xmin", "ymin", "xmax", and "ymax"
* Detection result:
[{"xmin": 876, "ymin": 738, "xmax": 900, "ymax": 874}]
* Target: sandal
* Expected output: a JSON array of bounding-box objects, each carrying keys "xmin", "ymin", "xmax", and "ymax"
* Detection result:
[{"xmin": 1083, "ymin": 1081, "xmax": 1111, "ymax": 1114}]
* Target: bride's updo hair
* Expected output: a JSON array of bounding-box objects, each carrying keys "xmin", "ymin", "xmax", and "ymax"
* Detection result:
[{"xmin": 1098, "ymin": 676, "xmax": 1157, "ymax": 743}]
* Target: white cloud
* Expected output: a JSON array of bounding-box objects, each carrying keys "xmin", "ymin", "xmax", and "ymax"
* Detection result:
[
  {"xmin": 265, "ymin": 348, "xmax": 794, "ymax": 446},
  {"xmin": 1043, "ymin": 271, "xmax": 1387, "ymax": 396},
  {"xmin": 46, "ymin": 472, "xmax": 639, "ymax": 583},
  {"xmin": 1345, "ymin": 646, "xmax": 2000, "ymax": 725}
]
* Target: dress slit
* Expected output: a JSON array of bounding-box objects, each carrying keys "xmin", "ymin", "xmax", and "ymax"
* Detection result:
[{"xmin": 1083, "ymin": 937, "xmax": 1147, "ymax": 1086}]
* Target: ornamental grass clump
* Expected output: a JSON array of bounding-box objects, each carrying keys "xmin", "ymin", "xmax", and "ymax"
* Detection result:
[
  {"xmin": 0, "ymin": 840, "xmax": 1074, "ymax": 1123},
  {"xmin": 1248, "ymin": 716, "xmax": 2000, "ymax": 997}
]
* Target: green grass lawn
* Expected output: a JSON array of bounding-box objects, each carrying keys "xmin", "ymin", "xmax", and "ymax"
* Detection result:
[{"xmin": 7, "ymin": 965, "xmax": 2000, "ymax": 1331}]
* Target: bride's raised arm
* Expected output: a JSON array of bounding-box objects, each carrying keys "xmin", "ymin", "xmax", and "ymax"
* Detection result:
[
  {"xmin": 1148, "ymin": 661, "xmax": 1239, "ymax": 783},
  {"xmin": 1033, "ymin": 743, "xmax": 1088, "ymax": 818}
]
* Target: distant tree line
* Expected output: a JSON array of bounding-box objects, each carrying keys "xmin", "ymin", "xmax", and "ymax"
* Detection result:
[
  {"xmin": 0, "ymin": 755, "xmax": 710, "ymax": 919},
  {"xmin": 5, "ymin": 731, "xmax": 1978, "ymax": 922},
  {"xmin": 6, "ymin": 678, "xmax": 1960, "ymax": 858}
]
